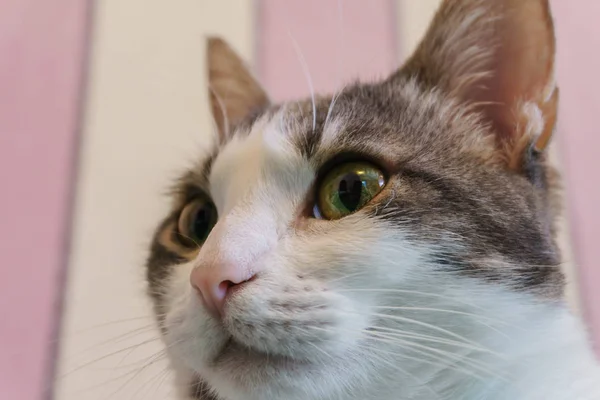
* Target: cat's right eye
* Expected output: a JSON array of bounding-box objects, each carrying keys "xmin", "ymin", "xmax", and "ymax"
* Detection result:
[
  {"xmin": 177, "ymin": 198, "xmax": 218, "ymax": 245},
  {"xmin": 314, "ymin": 161, "xmax": 386, "ymax": 220}
]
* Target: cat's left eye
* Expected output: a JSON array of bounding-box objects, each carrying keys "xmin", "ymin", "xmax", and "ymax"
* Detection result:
[
  {"xmin": 178, "ymin": 198, "xmax": 218, "ymax": 245},
  {"xmin": 314, "ymin": 161, "xmax": 386, "ymax": 220}
]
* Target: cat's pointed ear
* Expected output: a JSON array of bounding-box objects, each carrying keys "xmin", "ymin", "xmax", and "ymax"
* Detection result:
[
  {"xmin": 207, "ymin": 37, "xmax": 270, "ymax": 142},
  {"xmin": 395, "ymin": 0, "xmax": 557, "ymax": 170}
]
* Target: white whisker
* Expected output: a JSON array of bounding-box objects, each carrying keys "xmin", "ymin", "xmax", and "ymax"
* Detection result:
[
  {"xmin": 288, "ymin": 31, "xmax": 316, "ymax": 133},
  {"xmin": 367, "ymin": 325, "xmax": 501, "ymax": 356},
  {"xmin": 365, "ymin": 330, "xmax": 509, "ymax": 382},
  {"xmin": 354, "ymin": 343, "xmax": 445, "ymax": 399},
  {"xmin": 58, "ymin": 336, "xmax": 162, "ymax": 379},
  {"xmin": 336, "ymin": 288, "xmax": 488, "ymax": 311}
]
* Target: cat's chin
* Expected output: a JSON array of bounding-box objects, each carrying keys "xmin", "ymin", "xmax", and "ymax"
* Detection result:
[
  {"xmin": 213, "ymin": 336, "xmax": 313, "ymax": 370},
  {"xmin": 198, "ymin": 337, "xmax": 349, "ymax": 400},
  {"xmin": 184, "ymin": 317, "xmax": 357, "ymax": 400},
  {"xmin": 167, "ymin": 324, "xmax": 324, "ymax": 399}
]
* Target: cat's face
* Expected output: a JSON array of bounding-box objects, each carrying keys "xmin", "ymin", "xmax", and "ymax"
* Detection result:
[{"xmin": 146, "ymin": 1, "xmax": 562, "ymax": 399}]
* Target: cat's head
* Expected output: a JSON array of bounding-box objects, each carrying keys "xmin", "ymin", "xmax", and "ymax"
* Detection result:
[{"xmin": 146, "ymin": 1, "xmax": 563, "ymax": 399}]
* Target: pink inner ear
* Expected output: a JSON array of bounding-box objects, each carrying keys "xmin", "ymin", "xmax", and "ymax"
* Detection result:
[{"xmin": 469, "ymin": 1, "xmax": 556, "ymax": 146}]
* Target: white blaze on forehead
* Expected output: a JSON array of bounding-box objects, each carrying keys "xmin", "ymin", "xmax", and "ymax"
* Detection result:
[
  {"xmin": 201, "ymin": 111, "xmax": 317, "ymax": 272},
  {"xmin": 209, "ymin": 130, "xmax": 264, "ymax": 216},
  {"xmin": 208, "ymin": 111, "xmax": 316, "ymax": 225}
]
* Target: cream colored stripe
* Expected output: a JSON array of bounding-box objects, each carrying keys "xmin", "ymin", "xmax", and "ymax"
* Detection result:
[
  {"xmin": 395, "ymin": 0, "xmax": 440, "ymax": 60},
  {"xmin": 55, "ymin": 2, "xmax": 255, "ymax": 399},
  {"xmin": 549, "ymin": 141, "xmax": 581, "ymax": 312}
]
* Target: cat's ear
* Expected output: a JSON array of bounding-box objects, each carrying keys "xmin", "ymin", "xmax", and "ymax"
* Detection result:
[
  {"xmin": 207, "ymin": 37, "xmax": 270, "ymax": 142},
  {"xmin": 395, "ymin": 0, "xmax": 557, "ymax": 170}
]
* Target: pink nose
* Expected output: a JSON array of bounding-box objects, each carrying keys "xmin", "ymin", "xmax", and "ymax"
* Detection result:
[{"xmin": 190, "ymin": 263, "xmax": 254, "ymax": 318}]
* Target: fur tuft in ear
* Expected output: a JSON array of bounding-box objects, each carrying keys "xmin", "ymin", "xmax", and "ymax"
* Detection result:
[
  {"xmin": 396, "ymin": 0, "xmax": 557, "ymax": 172},
  {"xmin": 207, "ymin": 37, "xmax": 270, "ymax": 142}
]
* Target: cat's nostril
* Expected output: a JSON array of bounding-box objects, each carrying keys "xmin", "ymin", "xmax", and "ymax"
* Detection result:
[
  {"xmin": 190, "ymin": 265, "xmax": 255, "ymax": 318},
  {"xmin": 219, "ymin": 280, "xmax": 236, "ymax": 292}
]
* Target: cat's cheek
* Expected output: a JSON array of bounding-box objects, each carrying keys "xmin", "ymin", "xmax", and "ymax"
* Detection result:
[
  {"xmin": 162, "ymin": 262, "xmax": 228, "ymax": 371},
  {"xmin": 328, "ymin": 294, "xmax": 373, "ymax": 354}
]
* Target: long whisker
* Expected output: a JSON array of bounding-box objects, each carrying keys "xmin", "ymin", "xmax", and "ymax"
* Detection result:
[
  {"xmin": 288, "ymin": 31, "xmax": 317, "ymax": 133},
  {"xmin": 354, "ymin": 341, "xmax": 487, "ymax": 385},
  {"xmin": 105, "ymin": 349, "xmax": 169, "ymax": 399},
  {"xmin": 307, "ymin": 325, "xmax": 504, "ymax": 382},
  {"xmin": 138, "ymin": 365, "xmax": 173, "ymax": 400},
  {"xmin": 57, "ymin": 348, "xmax": 166, "ymax": 396},
  {"xmin": 63, "ymin": 338, "xmax": 184, "ymax": 397},
  {"xmin": 326, "ymin": 270, "xmax": 373, "ymax": 284},
  {"xmin": 366, "ymin": 325, "xmax": 501, "ymax": 356},
  {"xmin": 370, "ymin": 305, "xmax": 512, "ymax": 334},
  {"xmin": 66, "ymin": 316, "xmax": 156, "ymax": 334},
  {"xmin": 336, "ymin": 288, "xmax": 489, "ymax": 311},
  {"xmin": 66, "ymin": 324, "xmax": 158, "ymax": 359},
  {"xmin": 109, "ymin": 331, "xmax": 180, "ymax": 373},
  {"xmin": 339, "ymin": 309, "xmax": 495, "ymax": 354},
  {"xmin": 57, "ymin": 336, "xmax": 162, "ymax": 379},
  {"xmin": 364, "ymin": 330, "xmax": 509, "ymax": 382},
  {"xmin": 354, "ymin": 343, "xmax": 445, "ymax": 399},
  {"xmin": 324, "ymin": 0, "xmax": 348, "ymax": 131},
  {"xmin": 308, "ymin": 322, "xmax": 497, "ymax": 387}
]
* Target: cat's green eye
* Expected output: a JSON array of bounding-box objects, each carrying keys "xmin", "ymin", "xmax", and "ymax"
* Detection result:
[
  {"xmin": 178, "ymin": 198, "xmax": 218, "ymax": 245},
  {"xmin": 315, "ymin": 161, "xmax": 386, "ymax": 220}
]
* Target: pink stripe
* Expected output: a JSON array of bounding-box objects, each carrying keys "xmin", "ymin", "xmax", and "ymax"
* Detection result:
[
  {"xmin": 551, "ymin": 0, "xmax": 600, "ymax": 352},
  {"xmin": 0, "ymin": 1, "xmax": 92, "ymax": 398},
  {"xmin": 258, "ymin": 0, "xmax": 397, "ymax": 102}
]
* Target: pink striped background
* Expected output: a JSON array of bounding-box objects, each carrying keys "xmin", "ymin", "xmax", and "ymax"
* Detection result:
[
  {"xmin": 551, "ymin": 0, "xmax": 600, "ymax": 351},
  {"xmin": 258, "ymin": 0, "xmax": 397, "ymax": 101},
  {"xmin": 0, "ymin": 1, "xmax": 92, "ymax": 399}
]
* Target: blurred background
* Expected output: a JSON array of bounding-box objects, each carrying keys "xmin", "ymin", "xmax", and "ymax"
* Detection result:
[{"xmin": 1, "ymin": 1, "xmax": 598, "ymax": 399}]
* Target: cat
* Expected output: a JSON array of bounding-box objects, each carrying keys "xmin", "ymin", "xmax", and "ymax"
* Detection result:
[{"xmin": 145, "ymin": 0, "xmax": 600, "ymax": 399}]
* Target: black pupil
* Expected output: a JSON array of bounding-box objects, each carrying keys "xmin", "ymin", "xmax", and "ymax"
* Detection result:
[
  {"xmin": 338, "ymin": 172, "xmax": 364, "ymax": 211},
  {"xmin": 191, "ymin": 204, "xmax": 215, "ymax": 242}
]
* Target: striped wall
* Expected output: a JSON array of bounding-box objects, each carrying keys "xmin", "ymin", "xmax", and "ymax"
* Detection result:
[
  {"xmin": 1, "ymin": 1, "xmax": 598, "ymax": 399},
  {"xmin": 0, "ymin": 1, "xmax": 91, "ymax": 400}
]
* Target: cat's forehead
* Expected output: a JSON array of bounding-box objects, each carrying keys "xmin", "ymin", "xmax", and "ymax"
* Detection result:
[
  {"xmin": 185, "ymin": 79, "xmax": 496, "ymax": 210},
  {"xmin": 207, "ymin": 94, "xmax": 385, "ymax": 205},
  {"xmin": 209, "ymin": 82, "xmax": 400, "ymax": 177},
  {"xmin": 206, "ymin": 104, "xmax": 326, "ymax": 213}
]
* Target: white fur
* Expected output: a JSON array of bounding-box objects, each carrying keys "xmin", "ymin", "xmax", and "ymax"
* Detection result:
[{"xmin": 159, "ymin": 110, "xmax": 600, "ymax": 400}]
